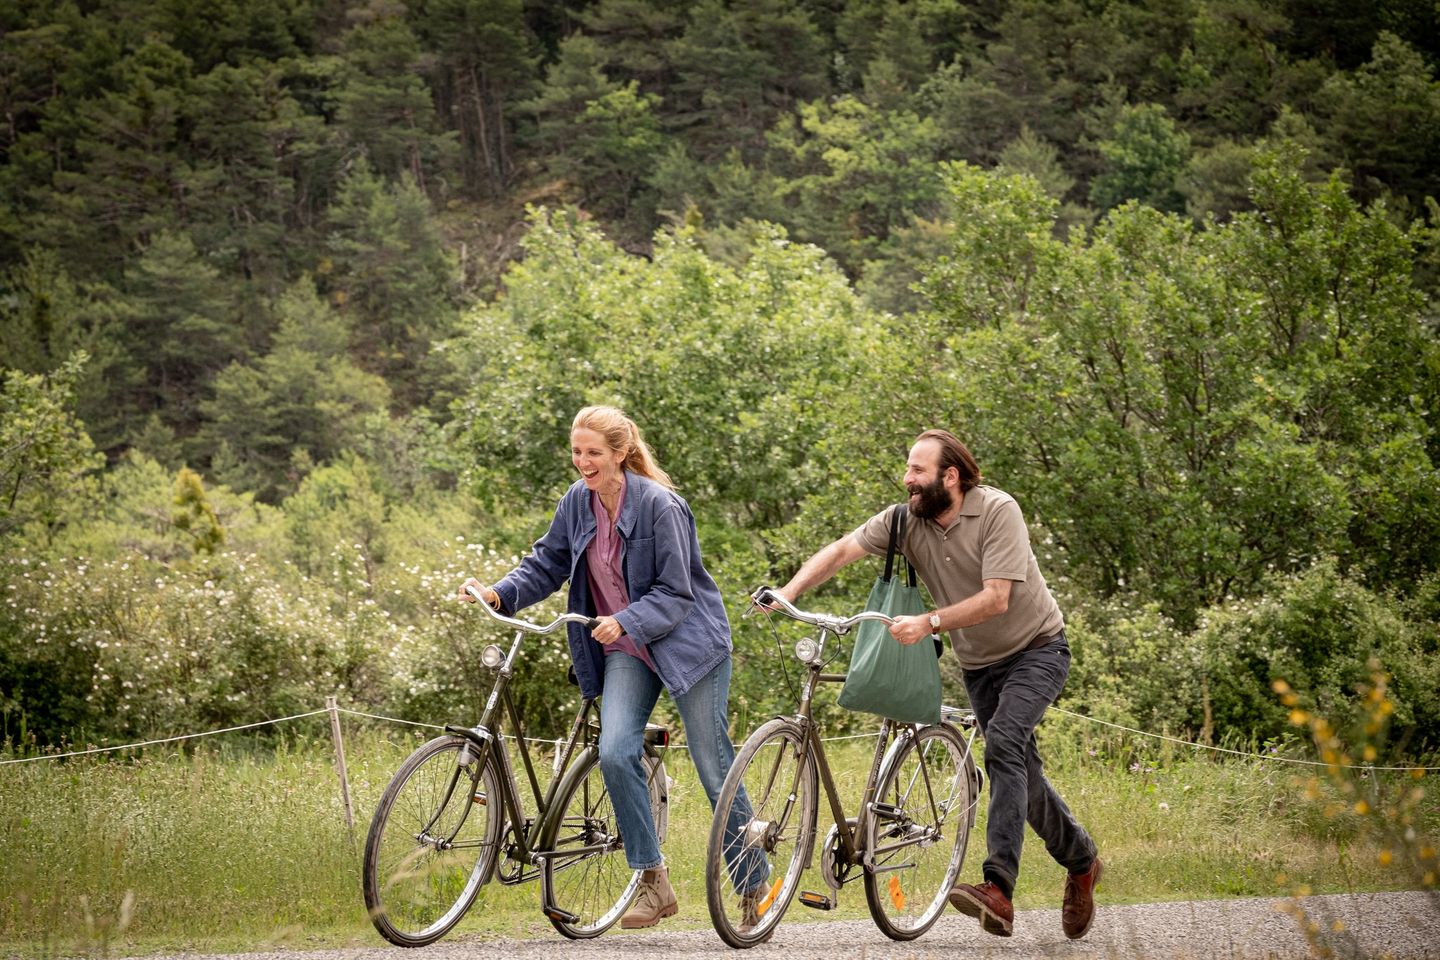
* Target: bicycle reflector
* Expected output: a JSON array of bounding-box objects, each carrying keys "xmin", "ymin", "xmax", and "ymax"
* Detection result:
[
  {"xmin": 794, "ymin": 637, "xmax": 820, "ymax": 664},
  {"xmin": 480, "ymin": 644, "xmax": 505, "ymax": 669}
]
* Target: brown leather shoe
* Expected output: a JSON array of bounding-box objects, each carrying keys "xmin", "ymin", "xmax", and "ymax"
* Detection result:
[
  {"xmin": 1062, "ymin": 857, "xmax": 1103, "ymax": 939},
  {"xmin": 948, "ymin": 880, "xmax": 1013, "ymax": 936},
  {"xmin": 621, "ymin": 866, "xmax": 678, "ymax": 929}
]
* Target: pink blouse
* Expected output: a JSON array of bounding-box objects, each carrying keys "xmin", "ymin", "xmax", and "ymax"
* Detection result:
[{"xmin": 587, "ymin": 478, "xmax": 655, "ymax": 670}]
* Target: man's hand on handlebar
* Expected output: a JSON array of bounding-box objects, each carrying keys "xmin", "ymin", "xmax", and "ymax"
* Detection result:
[
  {"xmin": 458, "ymin": 577, "xmax": 501, "ymax": 610},
  {"xmin": 888, "ymin": 614, "xmax": 932, "ymax": 646}
]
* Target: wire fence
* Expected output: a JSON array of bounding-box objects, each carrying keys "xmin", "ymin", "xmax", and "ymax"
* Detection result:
[{"xmin": 3, "ymin": 698, "xmax": 1436, "ymax": 770}]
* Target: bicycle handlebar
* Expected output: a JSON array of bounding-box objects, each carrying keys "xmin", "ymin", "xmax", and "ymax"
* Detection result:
[
  {"xmin": 464, "ymin": 583, "xmax": 601, "ymax": 634},
  {"xmin": 750, "ymin": 586, "xmax": 896, "ymax": 634}
]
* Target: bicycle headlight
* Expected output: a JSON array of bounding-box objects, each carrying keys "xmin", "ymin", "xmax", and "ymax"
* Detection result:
[
  {"xmin": 794, "ymin": 637, "xmax": 820, "ymax": 664},
  {"xmin": 480, "ymin": 644, "xmax": 505, "ymax": 669}
]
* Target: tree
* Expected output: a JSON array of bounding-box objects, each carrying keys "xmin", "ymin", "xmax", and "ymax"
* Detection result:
[
  {"xmin": 0, "ymin": 355, "xmax": 103, "ymax": 544},
  {"xmin": 171, "ymin": 465, "xmax": 225, "ymax": 557},
  {"xmin": 117, "ymin": 229, "xmax": 244, "ymax": 440},
  {"xmin": 575, "ymin": 0, "xmax": 686, "ymax": 90},
  {"xmin": 0, "ymin": 246, "xmax": 131, "ymax": 452},
  {"xmin": 323, "ymin": 160, "xmax": 458, "ymax": 406},
  {"xmin": 415, "ymin": 0, "xmax": 537, "ymax": 198},
  {"xmin": 334, "ymin": 0, "xmax": 455, "ymax": 190},
  {"xmin": 667, "ymin": 0, "xmax": 827, "ymax": 162},
  {"xmin": 907, "ymin": 155, "xmax": 1439, "ymax": 626},
  {"xmin": 450, "ymin": 208, "xmax": 875, "ymax": 531},
  {"xmin": 29, "ymin": 37, "xmax": 195, "ymax": 281},
  {"xmin": 1088, "ymin": 102, "xmax": 1191, "ymax": 213},
  {"xmin": 282, "ymin": 454, "xmax": 389, "ymax": 584},
  {"xmin": 198, "ymin": 277, "xmax": 392, "ymax": 501},
  {"xmin": 767, "ymin": 95, "xmax": 946, "ymax": 270},
  {"xmin": 521, "ymin": 33, "xmax": 667, "ymax": 232},
  {"xmin": 184, "ymin": 60, "xmax": 327, "ymax": 289},
  {"xmin": 1316, "ymin": 31, "xmax": 1440, "ymax": 208}
]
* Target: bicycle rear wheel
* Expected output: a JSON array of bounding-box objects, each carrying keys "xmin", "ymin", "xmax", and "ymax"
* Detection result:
[
  {"xmin": 863, "ymin": 722, "xmax": 974, "ymax": 940},
  {"xmin": 705, "ymin": 718, "xmax": 818, "ymax": 948},
  {"xmin": 540, "ymin": 746, "xmax": 663, "ymax": 939},
  {"xmin": 363, "ymin": 735, "xmax": 503, "ymax": 946}
]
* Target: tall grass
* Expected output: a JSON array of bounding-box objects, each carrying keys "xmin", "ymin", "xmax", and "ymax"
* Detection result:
[{"xmin": 2, "ymin": 710, "xmax": 1434, "ymax": 957}]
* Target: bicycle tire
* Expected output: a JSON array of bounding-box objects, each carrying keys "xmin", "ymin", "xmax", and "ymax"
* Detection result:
[
  {"xmin": 705, "ymin": 718, "xmax": 818, "ymax": 948},
  {"xmin": 363, "ymin": 735, "xmax": 503, "ymax": 946},
  {"xmin": 863, "ymin": 722, "xmax": 974, "ymax": 940},
  {"xmin": 539, "ymin": 745, "xmax": 664, "ymax": 939}
]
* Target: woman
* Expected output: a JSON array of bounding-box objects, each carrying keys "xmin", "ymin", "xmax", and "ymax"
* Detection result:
[{"xmin": 459, "ymin": 405, "xmax": 759, "ymax": 929}]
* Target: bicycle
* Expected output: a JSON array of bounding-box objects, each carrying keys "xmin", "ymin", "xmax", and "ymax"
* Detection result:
[
  {"xmin": 705, "ymin": 587, "xmax": 982, "ymax": 948},
  {"xmin": 362, "ymin": 583, "xmax": 670, "ymax": 946}
]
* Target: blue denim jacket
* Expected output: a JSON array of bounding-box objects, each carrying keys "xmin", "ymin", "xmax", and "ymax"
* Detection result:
[{"xmin": 491, "ymin": 471, "xmax": 732, "ymax": 699}]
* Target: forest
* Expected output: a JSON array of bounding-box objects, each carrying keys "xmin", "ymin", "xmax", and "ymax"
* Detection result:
[{"xmin": 2, "ymin": 0, "xmax": 1438, "ymax": 758}]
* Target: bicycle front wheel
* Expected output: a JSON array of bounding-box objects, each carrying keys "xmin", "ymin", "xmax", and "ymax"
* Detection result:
[
  {"xmin": 705, "ymin": 718, "xmax": 818, "ymax": 948},
  {"xmin": 863, "ymin": 722, "xmax": 974, "ymax": 940},
  {"xmin": 539, "ymin": 746, "xmax": 656, "ymax": 939},
  {"xmin": 363, "ymin": 735, "xmax": 503, "ymax": 946}
]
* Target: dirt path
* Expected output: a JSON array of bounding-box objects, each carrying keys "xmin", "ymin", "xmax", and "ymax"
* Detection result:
[{"xmin": 118, "ymin": 891, "xmax": 1438, "ymax": 960}]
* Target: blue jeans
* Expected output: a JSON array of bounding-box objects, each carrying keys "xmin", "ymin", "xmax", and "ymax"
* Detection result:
[
  {"xmin": 599, "ymin": 652, "xmax": 755, "ymax": 878},
  {"xmin": 961, "ymin": 635, "xmax": 1096, "ymax": 897}
]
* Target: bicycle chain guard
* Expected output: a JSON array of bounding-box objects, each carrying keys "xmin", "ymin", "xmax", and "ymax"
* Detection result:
[{"xmin": 818, "ymin": 818, "xmax": 858, "ymax": 891}]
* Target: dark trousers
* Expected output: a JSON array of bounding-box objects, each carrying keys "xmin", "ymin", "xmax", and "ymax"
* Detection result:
[{"xmin": 962, "ymin": 634, "xmax": 1096, "ymax": 896}]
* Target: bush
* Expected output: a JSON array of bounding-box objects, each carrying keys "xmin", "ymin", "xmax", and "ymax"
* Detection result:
[{"xmin": 1198, "ymin": 559, "xmax": 1440, "ymax": 752}]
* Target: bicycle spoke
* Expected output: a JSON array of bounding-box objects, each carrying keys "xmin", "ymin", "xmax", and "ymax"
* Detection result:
[{"xmin": 864, "ymin": 725, "xmax": 973, "ymax": 941}]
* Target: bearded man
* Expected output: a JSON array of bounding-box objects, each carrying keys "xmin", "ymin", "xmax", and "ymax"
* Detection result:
[{"xmin": 773, "ymin": 428, "xmax": 1102, "ymax": 939}]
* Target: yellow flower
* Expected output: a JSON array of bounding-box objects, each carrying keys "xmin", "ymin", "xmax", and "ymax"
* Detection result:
[
  {"xmin": 1354, "ymin": 800, "xmax": 1370, "ymax": 815},
  {"xmin": 1378, "ymin": 850, "xmax": 1393, "ymax": 866}
]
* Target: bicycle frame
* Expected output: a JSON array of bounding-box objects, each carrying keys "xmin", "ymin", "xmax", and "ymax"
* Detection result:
[
  {"xmin": 441, "ymin": 621, "xmax": 617, "ymax": 884},
  {"xmin": 763, "ymin": 597, "xmax": 979, "ymax": 883},
  {"xmin": 784, "ymin": 624, "xmax": 895, "ymax": 874}
]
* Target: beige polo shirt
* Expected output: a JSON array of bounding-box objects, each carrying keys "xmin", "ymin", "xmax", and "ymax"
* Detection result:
[{"xmin": 852, "ymin": 486, "xmax": 1064, "ymax": 670}]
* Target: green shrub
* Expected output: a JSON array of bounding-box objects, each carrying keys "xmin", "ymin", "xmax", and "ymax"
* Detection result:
[{"xmin": 1199, "ymin": 559, "xmax": 1440, "ymax": 752}]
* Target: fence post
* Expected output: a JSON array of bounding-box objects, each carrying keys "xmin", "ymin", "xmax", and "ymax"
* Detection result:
[{"xmin": 327, "ymin": 695, "xmax": 356, "ymax": 833}]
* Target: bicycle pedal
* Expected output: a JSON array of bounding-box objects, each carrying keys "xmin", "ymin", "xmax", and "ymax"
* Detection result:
[{"xmin": 798, "ymin": 890, "xmax": 835, "ymax": 911}]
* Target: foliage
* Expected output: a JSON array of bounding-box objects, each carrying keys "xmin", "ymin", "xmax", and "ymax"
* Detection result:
[
  {"xmin": 0, "ymin": 355, "xmax": 103, "ymax": 544},
  {"xmin": 1, "ymin": 0, "xmax": 1439, "ymax": 761},
  {"xmin": 903, "ymin": 154, "xmax": 1439, "ymax": 627},
  {"xmin": 449, "ymin": 208, "xmax": 871, "ymax": 531},
  {"xmin": 1273, "ymin": 664, "xmax": 1439, "ymax": 955},
  {"xmin": 1201, "ymin": 563, "xmax": 1440, "ymax": 752}
]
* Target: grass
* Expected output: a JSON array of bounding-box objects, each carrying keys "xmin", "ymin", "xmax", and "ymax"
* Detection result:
[{"xmin": 1, "ymin": 709, "xmax": 1434, "ymax": 958}]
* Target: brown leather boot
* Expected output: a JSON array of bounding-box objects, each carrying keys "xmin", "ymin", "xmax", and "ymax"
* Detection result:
[
  {"xmin": 620, "ymin": 866, "xmax": 679, "ymax": 929},
  {"xmin": 948, "ymin": 880, "xmax": 1013, "ymax": 936},
  {"xmin": 1062, "ymin": 857, "xmax": 1103, "ymax": 939}
]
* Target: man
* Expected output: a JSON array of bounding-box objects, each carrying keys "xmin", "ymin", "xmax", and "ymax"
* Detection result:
[{"xmin": 773, "ymin": 428, "xmax": 1101, "ymax": 939}]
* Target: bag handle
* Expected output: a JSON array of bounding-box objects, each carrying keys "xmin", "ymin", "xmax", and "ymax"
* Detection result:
[{"xmin": 883, "ymin": 504, "xmax": 917, "ymax": 588}]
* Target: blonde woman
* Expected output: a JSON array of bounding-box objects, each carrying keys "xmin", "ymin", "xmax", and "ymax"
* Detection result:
[{"xmin": 460, "ymin": 406, "xmax": 762, "ymax": 930}]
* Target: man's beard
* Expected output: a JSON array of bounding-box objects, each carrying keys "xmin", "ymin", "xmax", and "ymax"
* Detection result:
[{"xmin": 908, "ymin": 474, "xmax": 950, "ymax": 521}]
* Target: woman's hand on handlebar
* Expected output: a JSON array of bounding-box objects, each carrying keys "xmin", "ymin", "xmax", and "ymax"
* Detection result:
[
  {"xmin": 590, "ymin": 615, "xmax": 624, "ymax": 645},
  {"xmin": 749, "ymin": 585, "xmax": 792, "ymax": 612},
  {"xmin": 457, "ymin": 577, "xmax": 500, "ymax": 609}
]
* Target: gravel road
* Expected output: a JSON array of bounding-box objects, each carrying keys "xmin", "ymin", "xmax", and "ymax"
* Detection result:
[{"xmin": 120, "ymin": 891, "xmax": 1438, "ymax": 960}]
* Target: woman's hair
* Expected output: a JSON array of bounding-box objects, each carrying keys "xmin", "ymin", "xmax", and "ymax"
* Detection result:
[
  {"xmin": 572, "ymin": 405, "xmax": 674, "ymax": 490},
  {"xmin": 917, "ymin": 428, "xmax": 983, "ymax": 492}
]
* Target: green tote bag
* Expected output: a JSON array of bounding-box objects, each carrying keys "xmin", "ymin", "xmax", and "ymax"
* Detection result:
[{"xmin": 837, "ymin": 505, "xmax": 943, "ymax": 726}]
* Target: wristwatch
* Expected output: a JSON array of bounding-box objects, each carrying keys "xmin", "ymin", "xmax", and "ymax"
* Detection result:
[{"xmin": 928, "ymin": 612, "xmax": 942, "ymax": 633}]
